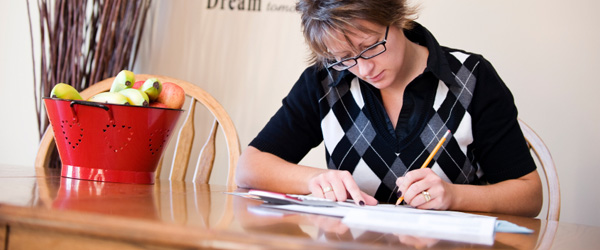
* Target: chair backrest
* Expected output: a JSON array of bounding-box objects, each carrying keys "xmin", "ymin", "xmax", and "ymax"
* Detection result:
[
  {"xmin": 35, "ymin": 74, "xmax": 241, "ymax": 189},
  {"xmin": 518, "ymin": 118, "xmax": 560, "ymax": 221}
]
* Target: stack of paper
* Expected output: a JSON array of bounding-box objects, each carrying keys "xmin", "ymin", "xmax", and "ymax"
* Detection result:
[
  {"xmin": 342, "ymin": 207, "xmax": 496, "ymax": 245},
  {"xmin": 227, "ymin": 191, "xmax": 532, "ymax": 245}
]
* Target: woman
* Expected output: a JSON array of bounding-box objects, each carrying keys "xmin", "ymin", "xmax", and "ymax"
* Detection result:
[{"xmin": 236, "ymin": 0, "xmax": 542, "ymax": 217}]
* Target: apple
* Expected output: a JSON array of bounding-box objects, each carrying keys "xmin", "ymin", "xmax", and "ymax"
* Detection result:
[
  {"xmin": 133, "ymin": 80, "xmax": 144, "ymax": 89},
  {"xmin": 157, "ymin": 82, "xmax": 185, "ymax": 109},
  {"xmin": 149, "ymin": 102, "xmax": 169, "ymax": 108}
]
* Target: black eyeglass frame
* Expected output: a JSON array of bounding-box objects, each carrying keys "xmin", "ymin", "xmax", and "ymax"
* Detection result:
[{"xmin": 326, "ymin": 26, "xmax": 389, "ymax": 71}]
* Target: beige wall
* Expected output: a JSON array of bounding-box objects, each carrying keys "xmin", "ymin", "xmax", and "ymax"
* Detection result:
[{"xmin": 2, "ymin": 0, "xmax": 599, "ymax": 227}]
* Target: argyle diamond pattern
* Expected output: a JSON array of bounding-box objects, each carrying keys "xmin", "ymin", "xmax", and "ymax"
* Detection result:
[{"xmin": 319, "ymin": 51, "xmax": 481, "ymax": 203}]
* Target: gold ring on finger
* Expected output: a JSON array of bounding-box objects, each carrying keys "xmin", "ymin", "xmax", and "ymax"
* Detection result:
[
  {"xmin": 421, "ymin": 190, "xmax": 431, "ymax": 202},
  {"xmin": 322, "ymin": 186, "xmax": 333, "ymax": 193}
]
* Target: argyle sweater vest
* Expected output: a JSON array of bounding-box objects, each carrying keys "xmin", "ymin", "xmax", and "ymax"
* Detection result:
[{"xmin": 319, "ymin": 51, "xmax": 482, "ymax": 203}]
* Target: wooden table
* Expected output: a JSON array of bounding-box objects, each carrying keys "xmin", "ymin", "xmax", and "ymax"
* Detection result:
[{"xmin": 1, "ymin": 165, "xmax": 599, "ymax": 249}]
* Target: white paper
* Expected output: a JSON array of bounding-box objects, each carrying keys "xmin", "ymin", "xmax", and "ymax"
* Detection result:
[
  {"xmin": 260, "ymin": 203, "xmax": 497, "ymax": 245},
  {"xmin": 342, "ymin": 209, "xmax": 496, "ymax": 245},
  {"xmin": 230, "ymin": 192, "xmax": 532, "ymax": 245}
]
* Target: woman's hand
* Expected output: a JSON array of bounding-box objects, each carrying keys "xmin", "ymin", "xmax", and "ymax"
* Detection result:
[
  {"xmin": 396, "ymin": 169, "xmax": 542, "ymax": 216},
  {"xmin": 397, "ymin": 234, "xmax": 441, "ymax": 248},
  {"xmin": 308, "ymin": 169, "xmax": 378, "ymax": 206},
  {"xmin": 306, "ymin": 214, "xmax": 350, "ymax": 235},
  {"xmin": 396, "ymin": 168, "xmax": 454, "ymax": 210}
]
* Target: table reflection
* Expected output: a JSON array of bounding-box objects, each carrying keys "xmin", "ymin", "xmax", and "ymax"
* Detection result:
[
  {"xmin": 8, "ymin": 168, "xmax": 550, "ymax": 249},
  {"xmin": 52, "ymin": 178, "xmax": 158, "ymax": 220}
]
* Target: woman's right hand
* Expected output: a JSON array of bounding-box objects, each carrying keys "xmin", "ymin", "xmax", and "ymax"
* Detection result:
[
  {"xmin": 307, "ymin": 169, "xmax": 378, "ymax": 206},
  {"xmin": 396, "ymin": 234, "xmax": 441, "ymax": 248}
]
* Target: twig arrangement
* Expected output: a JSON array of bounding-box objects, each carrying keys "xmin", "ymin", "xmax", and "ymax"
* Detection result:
[{"xmin": 27, "ymin": 0, "xmax": 152, "ymax": 139}]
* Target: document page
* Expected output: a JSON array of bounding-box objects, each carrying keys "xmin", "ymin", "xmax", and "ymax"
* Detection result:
[
  {"xmin": 259, "ymin": 203, "xmax": 497, "ymax": 245},
  {"xmin": 227, "ymin": 191, "xmax": 532, "ymax": 245},
  {"xmin": 341, "ymin": 208, "xmax": 496, "ymax": 245}
]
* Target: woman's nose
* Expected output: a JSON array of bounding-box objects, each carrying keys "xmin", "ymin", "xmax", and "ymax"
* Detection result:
[{"xmin": 355, "ymin": 58, "xmax": 374, "ymax": 77}]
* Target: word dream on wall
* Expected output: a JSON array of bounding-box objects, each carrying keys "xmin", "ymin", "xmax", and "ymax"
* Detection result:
[{"xmin": 206, "ymin": 0, "xmax": 297, "ymax": 13}]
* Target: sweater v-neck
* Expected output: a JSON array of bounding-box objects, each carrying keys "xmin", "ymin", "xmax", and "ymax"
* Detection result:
[{"xmin": 361, "ymin": 71, "xmax": 438, "ymax": 153}]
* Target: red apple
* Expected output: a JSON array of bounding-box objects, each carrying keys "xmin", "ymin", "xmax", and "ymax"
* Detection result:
[
  {"xmin": 149, "ymin": 102, "xmax": 169, "ymax": 108},
  {"xmin": 133, "ymin": 80, "xmax": 144, "ymax": 89},
  {"xmin": 157, "ymin": 82, "xmax": 185, "ymax": 109}
]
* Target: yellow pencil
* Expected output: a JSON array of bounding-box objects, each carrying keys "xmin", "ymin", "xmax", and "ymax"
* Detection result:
[{"xmin": 395, "ymin": 130, "xmax": 451, "ymax": 206}]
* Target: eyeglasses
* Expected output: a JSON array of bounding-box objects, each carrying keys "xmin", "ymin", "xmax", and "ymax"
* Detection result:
[{"xmin": 326, "ymin": 26, "xmax": 389, "ymax": 71}]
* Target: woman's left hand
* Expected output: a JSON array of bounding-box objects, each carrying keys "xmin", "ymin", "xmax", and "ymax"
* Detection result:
[{"xmin": 395, "ymin": 168, "xmax": 454, "ymax": 210}]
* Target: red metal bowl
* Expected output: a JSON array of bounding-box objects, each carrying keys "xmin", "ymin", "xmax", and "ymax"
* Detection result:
[{"xmin": 44, "ymin": 98, "xmax": 183, "ymax": 184}]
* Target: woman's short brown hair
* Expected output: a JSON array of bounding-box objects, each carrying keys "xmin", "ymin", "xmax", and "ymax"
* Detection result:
[{"xmin": 296, "ymin": 0, "xmax": 418, "ymax": 67}]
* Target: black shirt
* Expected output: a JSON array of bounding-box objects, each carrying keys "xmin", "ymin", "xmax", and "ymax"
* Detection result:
[{"xmin": 250, "ymin": 22, "xmax": 536, "ymax": 202}]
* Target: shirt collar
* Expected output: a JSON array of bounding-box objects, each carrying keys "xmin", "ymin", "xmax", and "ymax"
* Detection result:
[
  {"xmin": 325, "ymin": 68, "xmax": 354, "ymax": 87},
  {"xmin": 403, "ymin": 22, "xmax": 455, "ymax": 84}
]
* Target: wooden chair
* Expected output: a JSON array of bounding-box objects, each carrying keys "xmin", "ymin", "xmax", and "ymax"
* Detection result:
[
  {"xmin": 34, "ymin": 74, "xmax": 241, "ymax": 189},
  {"xmin": 518, "ymin": 118, "xmax": 560, "ymax": 221}
]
